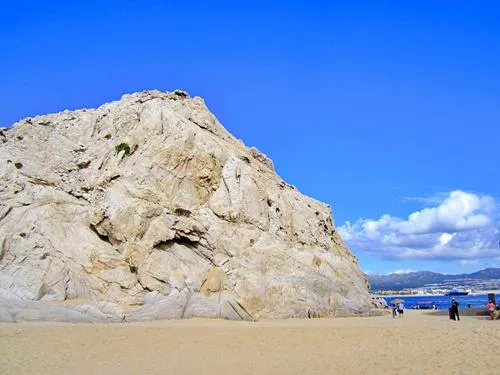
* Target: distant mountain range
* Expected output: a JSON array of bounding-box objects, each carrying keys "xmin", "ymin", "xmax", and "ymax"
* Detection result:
[{"xmin": 367, "ymin": 268, "xmax": 500, "ymax": 291}]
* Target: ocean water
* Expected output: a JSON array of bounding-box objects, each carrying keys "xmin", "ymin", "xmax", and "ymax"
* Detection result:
[{"xmin": 385, "ymin": 294, "xmax": 498, "ymax": 310}]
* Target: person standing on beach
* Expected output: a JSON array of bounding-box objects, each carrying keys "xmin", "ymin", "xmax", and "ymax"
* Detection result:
[
  {"xmin": 450, "ymin": 298, "xmax": 460, "ymax": 321},
  {"xmin": 397, "ymin": 302, "xmax": 404, "ymax": 318},
  {"xmin": 392, "ymin": 304, "xmax": 397, "ymax": 318},
  {"xmin": 487, "ymin": 300, "xmax": 496, "ymax": 320}
]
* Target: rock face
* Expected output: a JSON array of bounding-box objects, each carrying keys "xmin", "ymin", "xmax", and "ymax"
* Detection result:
[{"xmin": 0, "ymin": 90, "xmax": 373, "ymax": 322}]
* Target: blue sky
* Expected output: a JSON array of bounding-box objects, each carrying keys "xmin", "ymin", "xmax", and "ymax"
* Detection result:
[{"xmin": 1, "ymin": 1, "xmax": 499, "ymax": 274}]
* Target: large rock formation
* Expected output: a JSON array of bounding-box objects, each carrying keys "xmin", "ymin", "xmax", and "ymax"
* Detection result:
[{"xmin": 0, "ymin": 90, "xmax": 373, "ymax": 322}]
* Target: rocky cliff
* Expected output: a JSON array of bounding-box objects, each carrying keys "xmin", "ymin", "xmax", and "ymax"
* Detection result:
[{"xmin": 0, "ymin": 90, "xmax": 373, "ymax": 322}]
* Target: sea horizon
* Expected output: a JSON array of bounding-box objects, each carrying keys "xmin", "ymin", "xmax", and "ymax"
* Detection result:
[{"xmin": 374, "ymin": 293, "xmax": 499, "ymax": 310}]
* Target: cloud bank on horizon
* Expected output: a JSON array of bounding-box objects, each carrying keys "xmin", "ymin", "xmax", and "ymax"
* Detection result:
[{"xmin": 339, "ymin": 190, "xmax": 500, "ymax": 262}]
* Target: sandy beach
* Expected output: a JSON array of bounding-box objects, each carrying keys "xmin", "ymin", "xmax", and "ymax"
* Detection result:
[{"xmin": 1, "ymin": 310, "xmax": 498, "ymax": 375}]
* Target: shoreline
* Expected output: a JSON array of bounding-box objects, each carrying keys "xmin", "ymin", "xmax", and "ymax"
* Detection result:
[{"xmin": 372, "ymin": 290, "xmax": 500, "ymax": 298}]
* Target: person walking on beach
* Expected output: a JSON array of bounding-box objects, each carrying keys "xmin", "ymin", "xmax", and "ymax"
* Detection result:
[
  {"xmin": 392, "ymin": 304, "xmax": 397, "ymax": 318},
  {"xmin": 449, "ymin": 298, "xmax": 460, "ymax": 321},
  {"xmin": 487, "ymin": 300, "xmax": 497, "ymax": 320},
  {"xmin": 397, "ymin": 302, "xmax": 404, "ymax": 318}
]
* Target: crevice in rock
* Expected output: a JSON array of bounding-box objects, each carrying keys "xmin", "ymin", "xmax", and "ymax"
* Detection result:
[
  {"xmin": 28, "ymin": 177, "xmax": 56, "ymax": 187},
  {"xmin": 174, "ymin": 207, "xmax": 191, "ymax": 217},
  {"xmin": 154, "ymin": 237, "xmax": 216, "ymax": 267},
  {"xmin": 174, "ymin": 234, "xmax": 201, "ymax": 245},
  {"xmin": 153, "ymin": 238, "xmax": 180, "ymax": 251},
  {"xmin": 0, "ymin": 237, "xmax": 7, "ymax": 263},
  {"xmin": 221, "ymin": 174, "xmax": 233, "ymax": 208},
  {"xmin": 89, "ymin": 224, "xmax": 113, "ymax": 246},
  {"xmin": 151, "ymin": 275, "xmax": 167, "ymax": 284},
  {"xmin": 159, "ymin": 109, "xmax": 164, "ymax": 135},
  {"xmin": 235, "ymin": 301, "xmax": 254, "ymax": 320},
  {"xmin": 181, "ymin": 291, "xmax": 191, "ymax": 319},
  {"xmin": 63, "ymin": 270, "xmax": 71, "ymax": 300},
  {"xmin": 190, "ymin": 246, "xmax": 216, "ymax": 266},
  {"xmin": 67, "ymin": 190, "xmax": 90, "ymax": 202},
  {"xmin": 228, "ymin": 300, "xmax": 255, "ymax": 322},
  {"xmin": 137, "ymin": 279, "xmax": 152, "ymax": 293},
  {"xmin": 0, "ymin": 206, "xmax": 12, "ymax": 223},
  {"xmin": 238, "ymin": 155, "xmax": 250, "ymax": 164}
]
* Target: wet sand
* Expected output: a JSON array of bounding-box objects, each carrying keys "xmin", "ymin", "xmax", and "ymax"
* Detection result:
[{"xmin": 1, "ymin": 310, "xmax": 498, "ymax": 375}]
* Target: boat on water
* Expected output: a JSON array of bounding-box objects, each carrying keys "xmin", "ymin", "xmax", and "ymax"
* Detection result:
[
  {"xmin": 444, "ymin": 289, "xmax": 469, "ymax": 296},
  {"xmin": 411, "ymin": 301, "xmax": 437, "ymax": 310}
]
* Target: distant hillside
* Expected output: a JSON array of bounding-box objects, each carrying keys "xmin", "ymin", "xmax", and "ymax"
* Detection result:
[{"xmin": 367, "ymin": 268, "xmax": 500, "ymax": 291}]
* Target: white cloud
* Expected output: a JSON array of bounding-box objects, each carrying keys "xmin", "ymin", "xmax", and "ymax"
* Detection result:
[
  {"xmin": 387, "ymin": 269, "xmax": 417, "ymax": 275},
  {"xmin": 339, "ymin": 190, "xmax": 500, "ymax": 261},
  {"xmin": 400, "ymin": 193, "xmax": 448, "ymax": 206}
]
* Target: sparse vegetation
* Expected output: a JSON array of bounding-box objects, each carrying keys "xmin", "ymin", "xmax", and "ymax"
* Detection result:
[
  {"xmin": 115, "ymin": 142, "xmax": 130, "ymax": 155},
  {"xmin": 104, "ymin": 134, "xmax": 111, "ymax": 140},
  {"xmin": 174, "ymin": 89, "xmax": 188, "ymax": 98},
  {"xmin": 14, "ymin": 162, "xmax": 23, "ymax": 169},
  {"xmin": 238, "ymin": 155, "xmax": 250, "ymax": 163},
  {"xmin": 76, "ymin": 161, "xmax": 91, "ymax": 169}
]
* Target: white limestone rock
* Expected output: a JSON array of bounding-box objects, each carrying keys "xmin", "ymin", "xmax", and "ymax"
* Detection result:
[{"xmin": 0, "ymin": 90, "xmax": 375, "ymax": 322}]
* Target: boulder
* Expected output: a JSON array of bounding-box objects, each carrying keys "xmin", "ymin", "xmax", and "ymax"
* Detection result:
[{"xmin": 0, "ymin": 90, "xmax": 374, "ymax": 322}]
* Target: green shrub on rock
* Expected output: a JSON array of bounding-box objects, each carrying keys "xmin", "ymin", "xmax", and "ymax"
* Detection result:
[
  {"xmin": 76, "ymin": 161, "xmax": 91, "ymax": 169},
  {"xmin": 115, "ymin": 143, "xmax": 130, "ymax": 156}
]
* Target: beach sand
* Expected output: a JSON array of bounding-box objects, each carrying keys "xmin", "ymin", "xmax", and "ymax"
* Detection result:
[{"xmin": 1, "ymin": 310, "xmax": 498, "ymax": 375}]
